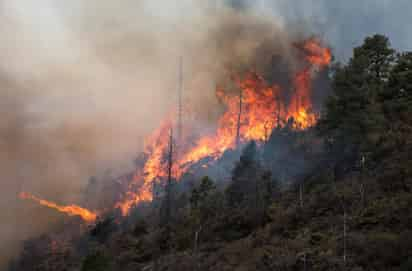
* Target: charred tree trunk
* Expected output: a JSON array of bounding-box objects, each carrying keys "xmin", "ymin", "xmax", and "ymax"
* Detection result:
[
  {"xmin": 177, "ymin": 57, "xmax": 183, "ymax": 143},
  {"xmin": 159, "ymin": 128, "xmax": 174, "ymax": 231},
  {"xmin": 359, "ymin": 155, "xmax": 367, "ymax": 209},
  {"xmin": 165, "ymin": 128, "xmax": 174, "ymax": 225},
  {"xmin": 303, "ymin": 253, "xmax": 307, "ymax": 271},
  {"xmin": 277, "ymin": 96, "xmax": 281, "ymax": 128},
  {"xmin": 236, "ymin": 88, "xmax": 243, "ymax": 148},
  {"xmin": 193, "ymin": 225, "xmax": 203, "ymax": 270},
  {"xmin": 157, "ymin": 128, "xmax": 174, "ymax": 257},
  {"xmin": 343, "ymin": 209, "xmax": 347, "ymax": 266}
]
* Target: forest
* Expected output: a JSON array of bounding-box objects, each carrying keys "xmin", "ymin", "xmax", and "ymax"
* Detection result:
[{"xmin": 8, "ymin": 34, "xmax": 412, "ymax": 271}]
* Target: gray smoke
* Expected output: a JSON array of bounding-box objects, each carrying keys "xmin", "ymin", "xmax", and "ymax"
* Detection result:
[
  {"xmin": 230, "ymin": 0, "xmax": 412, "ymax": 58},
  {"xmin": 1, "ymin": 0, "xmax": 410, "ymax": 268},
  {"xmin": 0, "ymin": 1, "xmax": 287, "ymax": 267}
]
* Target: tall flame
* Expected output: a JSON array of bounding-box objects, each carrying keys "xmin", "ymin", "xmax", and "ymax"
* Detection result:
[
  {"xmin": 113, "ymin": 38, "xmax": 332, "ymax": 216},
  {"xmin": 287, "ymin": 37, "xmax": 331, "ymax": 128},
  {"xmin": 19, "ymin": 192, "xmax": 97, "ymax": 223},
  {"xmin": 178, "ymin": 73, "xmax": 280, "ymax": 167},
  {"xmin": 114, "ymin": 120, "xmax": 173, "ymax": 215},
  {"xmin": 19, "ymin": 38, "xmax": 332, "ymax": 219}
]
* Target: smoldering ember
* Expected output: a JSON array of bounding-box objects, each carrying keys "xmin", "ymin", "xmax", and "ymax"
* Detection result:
[{"xmin": 2, "ymin": 1, "xmax": 412, "ymax": 271}]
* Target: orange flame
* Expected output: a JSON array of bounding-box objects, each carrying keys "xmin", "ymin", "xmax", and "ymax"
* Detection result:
[
  {"xmin": 287, "ymin": 38, "xmax": 331, "ymax": 128},
  {"xmin": 19, "ymin": 192, "xmax": 97, "ymax": 223},
  {"xmin": 113, "ymin": 38, "xmax": 332, "ymax": 216},
  {"xmin": 114, "ymin": 120, "xmax": 173, "ymax": 215},
  {"xmin": 20, "ymin": 39, "xmax": 331, "ymax": 218},
  {"xmin": 178, "ymin": 73, "xmax": 280, "ymax": 168},
  {"xmin": 302, "ymin": 38, "xmax": 332, "ymax": 67}
]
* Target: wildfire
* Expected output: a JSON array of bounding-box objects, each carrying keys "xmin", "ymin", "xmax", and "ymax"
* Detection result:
[
  {"xmin": 287, "ymin": 38, "xmax": 331, "ymax": 128},
  {"xmin": 114, "ymin": 170, "xmax": 150, "ymax": 216},
  {"xmin": 178, "ymin": 73, "xmax": 279, "ymax": 168},
  {"xmin": 19, "ymin": 38, "xmax": 332, "ymax": 219},
  {"xmin": 178, "ymin": 39, "xmax": 331, "ymax": 167},
  {"xmin": 113, "ymin": 38, "xmax": 332, "ymax": 216},
  {"xmin": 19, "ymin": 192, "xmax": 97, "ymax": 223},
  {"xmin": 302, "ymin": 38, "xmax": 332, "ymax": 67},
  {"xmin": 115, "ymin": 120, "xmax": 174, "ymax": 216}
]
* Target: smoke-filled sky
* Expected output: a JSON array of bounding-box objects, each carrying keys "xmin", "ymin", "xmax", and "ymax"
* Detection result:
[
  {"xmin": 233, "ymin": 0, "xmax": 412, "ymax": 58},
  {"xmin": 0, "ymin": 0, "xmax": 410, "ymax": 268}
]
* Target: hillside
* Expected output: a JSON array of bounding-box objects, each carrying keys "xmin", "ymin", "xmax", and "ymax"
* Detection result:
[{"xmin": 9, "ymin": 34, "xmax": 412, "ymax": 271}]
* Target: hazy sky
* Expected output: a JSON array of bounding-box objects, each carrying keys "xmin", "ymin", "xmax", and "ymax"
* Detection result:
[{"xmin": 232, "ymin": 0, "xmax": 412, "ymax": 58}]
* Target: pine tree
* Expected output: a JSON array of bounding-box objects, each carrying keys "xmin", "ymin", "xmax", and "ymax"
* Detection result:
[
  {"xmin": 318, "ymin": 34, "xmax": 395, "ymax": 170},
  {"xmin": 377, "ymin": 52, "xmax": 412, "ymax": 191},
  {"xmin": 226, "ymin": 141, "xmax": 260, "ymax": 208}
]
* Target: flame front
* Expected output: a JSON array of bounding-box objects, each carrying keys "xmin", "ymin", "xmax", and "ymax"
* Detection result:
[
  {"xmin": 114, "ymin": 38, "xmax": 332, "ymax": 216},
  {"xmin": 178, "ymin": 73, "xmax": 279, "ymax": 167},
  {"xmin": 115, "ymin": 120, "xmax": 173, "ymax": 215},
  {"xmin": 19, "ymin": 192, "xmax": 97, "ymax": 223},
  {"xmin": 19, "ymin": 39, "xmax": 332, "ymax": 219}
]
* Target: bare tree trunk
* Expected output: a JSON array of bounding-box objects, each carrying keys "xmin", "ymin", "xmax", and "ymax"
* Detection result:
[
  {"xmin": 274, "ymin": 95, "xmax": 281, "ymax": 128},
  {"xmin": 359, "ymin": 182, "xmax": 365, "ymax": 209},
  {"xmin": 177, "ymin": 57, "xmax": 183, "ymax": 143},
  {"xmin": 299, "ymin": 183, "xmax": 304, "ymax": 209},
  {"xmin": 236, "ymin": 88, "xmax": 243, "ymax": 148},
  {"xmin": 161, "ymin": 128, "xmax": 174, "ymax": 229},
  {"xmin": 165, "ymin": 128, "xmax": 174, "ymax": 224},
  {"xmin": 194, "ymin": 225, "xmax": 202, "ymax": 254},
  {"xmin": 193, "ymin": 225, "xmax": 202, "ymax": 271},
  {"xmin": 359, "ymin": 156, "xmax": 366, "ymax": 209},
  {"xmin": 303, "ymin": 253, "xmax": 307, "ymax": 271},
  {"xmin": 343, "ymin": 209, "xmax": 347, "ymax": 266},
  {"xmin": 277, "ymin": 97, "xmax": 281, "ymax": 128}
]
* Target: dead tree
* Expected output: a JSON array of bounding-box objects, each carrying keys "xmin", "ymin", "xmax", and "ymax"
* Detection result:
[
  {"xmin": 299, "ymin": 182, "xmax": 304, "ymax": 209},
  {"xmin": 159, "ymin": 128, "xmax": 174, "ymax": 229},
  {"xmin": 359, "ymin": 155, "xmax": 366, "ymax": 209},
  {"xmin": 165, "ymin": 127, "xmax": 174, "ymax": 225},
  {"xmin": 193, "ymin": 225, "xmax": 203, "ymax": 271},
  {"xmin": 236, "ymin": 88, "xmax": 243, "ymax": 148},
  {"xmin": 343, "ymin": 208, "xmax": 347, "ymax": 265},
  {"xmin": 177, "ymin": 57, "xmax": 183, "ymax": 143},
  {"xmin": 263, "ymin": 121, "xmax": 271, "ymax": 143},
  {"xmin": 302, "ymin": 252, "xmax": 307, "ymax": 271},
  {"xmin": 155, "ymin": 128, "xmax": 175, "ymax": 265}
]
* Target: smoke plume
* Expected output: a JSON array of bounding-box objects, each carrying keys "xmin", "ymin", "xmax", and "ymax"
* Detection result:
[{"xmin": 0, "ymin": 0, "xmax": 410, "ymax": 268}]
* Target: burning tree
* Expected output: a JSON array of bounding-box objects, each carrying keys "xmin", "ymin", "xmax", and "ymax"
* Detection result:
[{"xmin": 18, "ymin": 37, "xmax": 331, "ymax": 222}]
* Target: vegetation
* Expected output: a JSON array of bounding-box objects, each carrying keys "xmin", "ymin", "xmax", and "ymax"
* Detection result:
[{"xmin": 10, "ymin": 34, "xmax": 412, "ymax": 271}]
